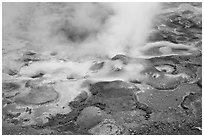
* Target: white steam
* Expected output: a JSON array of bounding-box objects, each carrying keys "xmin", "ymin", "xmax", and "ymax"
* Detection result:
[
  {"xmin": 97, "ymin": 3, "xmax": 161, "ymax": 57},
  {"xmin": 3, "ymin": 2, "xmax": 161, "ymax": 59},
  {"xmin": 3, "ymin": 3, "xmax": 162, "ymax": 123}
]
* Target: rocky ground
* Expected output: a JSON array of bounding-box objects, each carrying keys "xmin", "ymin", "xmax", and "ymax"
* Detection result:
[
  {"xmin": 2, "ymin": 53, "xmax": 202, "ymax": 135},
  {"xmin": 2, "ymin": 2, "xmax": 202, "ymax": 135}
]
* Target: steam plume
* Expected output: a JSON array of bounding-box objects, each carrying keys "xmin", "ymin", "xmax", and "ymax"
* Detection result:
[{"xmin": 3, "ymin": 2, "xmax": 161, "ymax": 59}]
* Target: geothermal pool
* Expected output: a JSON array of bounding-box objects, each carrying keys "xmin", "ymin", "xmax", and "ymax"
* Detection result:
[{"xmin": 2, "ymin": 2, "xmax": 202, "ymax": 135}]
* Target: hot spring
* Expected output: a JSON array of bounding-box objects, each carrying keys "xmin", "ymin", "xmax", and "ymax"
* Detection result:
[{"xmin": 2, "ymin": 2, "xmax": 202, "ymax": 135}]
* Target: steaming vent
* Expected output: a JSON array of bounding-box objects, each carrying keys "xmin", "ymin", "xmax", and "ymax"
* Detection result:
[{"xmin": 2, "ymin": 2, "xmax": 201, "ymax": 128}]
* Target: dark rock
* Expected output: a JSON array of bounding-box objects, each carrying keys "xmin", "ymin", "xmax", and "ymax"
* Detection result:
[
  {"xmin": 25, "ymin": 80, "xmax": 42, "ymax": 88},
  {"xmin": 88, "ymin": 119, "xmax": 122, "ymax": 135},
  {"xmin": 2, "ymin": 82, "xmax": 20, "ymax": 92},
  {"xmin": 69, "ymin": 91, "xmax": 89, "ymax": 109},
  {"xmin": 144, "ymin": 55, "xmax": 200, "ymax": 90},
  {"xmin": 5, "ymin": 113, "xmax": 21, "ymax": 119},
  {"xmin": 136, "ymin": 83, "xmax": 200, "ymax": 111},
  {"xmin": 15, "ymin": 86, "xmax": 59, "ymax": 105},
  {"xmin": 197, "ymin": 79, "xmax": 202, "ymax": 88},
  {"xmin": 76, "ymin": 106, "xmax": 105, "ymax": 130},
  {"xmin": 22, "ymin": 56, "xmax": 40, "ymax": 63},
  {"xmin": 31, "ymin": 72, "xmax": 44, "ymax": 78},
  {"xmin": 112, "ymin": 110, "xmax": 147, "ymax": 129},
  {"xmin": 88, "ymin": 80, "xmax": 140, "ymax": 113},
  {"xmin": 180, "ymin": 92, "xmax": 201, "ymax": 110},
  {"xmin": 111, "ymin": 54, "xmax": 130, "ymax": 65},
  {"xmin": 7, "ymin": 69, "xmax": 18, "ymax": 76},
  {"xmin": 147, "ymin": 31, "xmax": 165, "ymax": 43},
  {"xmin": 89, "ymin": 80, "xmax": 139, "ymax": 97},
  {"xmin": 20, "ymin": 51, "xmax": 40, "ymax": 63},
  {"xmin": 141, "ymin": 67, "xmax": 185, "ymax": 90},
  {"xmin": 73, "ymin": 91, "xmax": 88, "ymax": 102}
]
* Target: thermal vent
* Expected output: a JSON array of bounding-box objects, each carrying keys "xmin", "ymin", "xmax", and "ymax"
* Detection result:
[{"xmin": 2, "ymin": 2, "xmax": 202, "ymax": 135}]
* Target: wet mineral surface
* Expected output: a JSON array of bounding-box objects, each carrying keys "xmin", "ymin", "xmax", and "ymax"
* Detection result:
[
  {"xmin": 2, "ymin": 53, "xmax": 202, "ymax": 135},
  {"xmin": 2, "ymin": 2, "xmax": 202, "ymax": 135}
]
